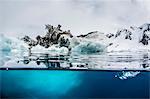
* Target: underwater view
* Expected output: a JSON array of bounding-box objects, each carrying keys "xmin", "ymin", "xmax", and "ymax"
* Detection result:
[{"xmin": 0, "ymin": 70, "xmax": 149, "ymax": 99}]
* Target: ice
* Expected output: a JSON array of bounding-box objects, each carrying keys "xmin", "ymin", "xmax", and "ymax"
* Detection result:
[
  {"xmin": 72, "ymin": 41, "xmax": 106, "ymax": 54},
  {"xmin": 0, "ymin": 34, "xmax": 12, "ymax": 52},
  {"xmin": 31, "ymin": 45, "xmax": 69, "ymax": 55},
  {"xmin": 116, "ymin": 71, "xmax": 140, "ymax": 80},
  {"xmin": 0, "ymin": 34, "xmax": 28, "ymax": 66},
  {"xmin": 0, "ymin": 34, "xmax": 28, "ymax": 55}
]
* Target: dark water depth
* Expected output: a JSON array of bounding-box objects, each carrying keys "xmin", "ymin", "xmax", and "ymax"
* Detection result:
[{"xmin": 0, "ymin": 70, "xmax": 149, "ymax": 99}]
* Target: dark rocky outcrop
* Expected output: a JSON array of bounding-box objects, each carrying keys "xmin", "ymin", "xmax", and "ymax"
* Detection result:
[
  {"xmin": 22, "ymin": 24, "xmax": 73, "ymax": 49},
  {"xmin": 115, "ymin": 29, "xmax": 132, "ymax": 40},
  {"xmin": 139, "ymin": 23, "xmax": 150, "ymax": 45}
]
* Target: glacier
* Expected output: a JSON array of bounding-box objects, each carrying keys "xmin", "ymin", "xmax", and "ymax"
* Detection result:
[
  {"xmin": 0, "ymin": 34, "xmax": 28, "ymax": 66},
  {"xmin": 0, "ymin": 34, "xmax": 28, "ymax": 55}
]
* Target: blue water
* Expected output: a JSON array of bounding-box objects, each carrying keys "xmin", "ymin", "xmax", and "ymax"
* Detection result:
[{"xmin": 0, "ymin": 70, "xmax": 149, "ymax": 99}]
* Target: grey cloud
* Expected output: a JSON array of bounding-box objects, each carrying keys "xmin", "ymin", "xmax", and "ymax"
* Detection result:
[{"xmin": 0, "ymin": 0, "xmax": 150, "ymax": 37}]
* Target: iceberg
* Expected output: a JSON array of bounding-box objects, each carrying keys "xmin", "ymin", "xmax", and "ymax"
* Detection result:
[
  {"xmin": 0, "ymin": 34, "xmax": 12, "ymax": 52},
  {"xmin": 72, "ymin": 41, "xmax": 106, "ymax": 54},
  {"xmin": 0, "ymin": 34, "xmax": 28, "ymax": 66},
  {"xmin": 0, "ymin": 34, "xmax": 28, "ymax": 54}
]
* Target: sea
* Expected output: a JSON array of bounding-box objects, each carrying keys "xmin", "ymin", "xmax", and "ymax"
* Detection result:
[
  {"xmin": 0, "ymin": 70, "xmax": 149, "ymax": 99},
  {"xmin": 0, "ymin": 52, "xmax": 150, "ymax": 99}
]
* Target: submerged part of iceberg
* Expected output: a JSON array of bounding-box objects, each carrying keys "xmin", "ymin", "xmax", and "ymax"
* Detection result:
[
  {"xmin": 72, "ymin": 41, "xmax": 106, "ymax": 54},
  {"xmin": 116, "ymin": 71, "xmax": 140, "ymax": 80}
]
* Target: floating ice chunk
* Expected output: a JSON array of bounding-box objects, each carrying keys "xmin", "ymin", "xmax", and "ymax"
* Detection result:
[{"xmin": 117, "ymin": 71, "xmax": 140, "ymax": 80}]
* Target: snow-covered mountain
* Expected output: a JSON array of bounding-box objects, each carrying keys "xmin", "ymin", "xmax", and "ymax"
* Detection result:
[
  {"xmin": 77, "ymin": 31, "xmax": 106, "ymax": 40},
  {"xmin": 77, "ymin": 23, "xmax": 150, "ymax": 53},
  {"xmin": 107, "ymin": 23, "xmax": 150, "ymax": 52}
]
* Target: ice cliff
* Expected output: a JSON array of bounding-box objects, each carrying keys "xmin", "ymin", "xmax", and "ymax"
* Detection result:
[
  {"xmin": 0, "ymin": 34, "xmax": 28, "ymax": 55},
  {"xmin": 0, "ymin": 34, "xmax": 28, "ymax": 66}
]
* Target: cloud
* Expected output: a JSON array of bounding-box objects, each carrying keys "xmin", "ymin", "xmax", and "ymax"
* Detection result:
[{"xmin": 0, "ymin": 0, "xmax": 150, "ymax": 37}]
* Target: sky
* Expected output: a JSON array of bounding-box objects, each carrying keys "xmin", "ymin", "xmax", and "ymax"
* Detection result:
[{"xmin": 0, "ymin": 0, "xmax": 150, "ymax": 37}]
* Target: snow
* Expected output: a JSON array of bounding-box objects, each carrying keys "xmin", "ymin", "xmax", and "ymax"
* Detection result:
[
  {"xmin": 106, "ymin": 24, "xmax": 150, "ymax": 52},
  {"xmin": 107, "ymin": 38, "xmax": 150, "ymax": 52},
  {"xmin": 31, "ymin": 45, "xmax": 69, "ymax": 55}
]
